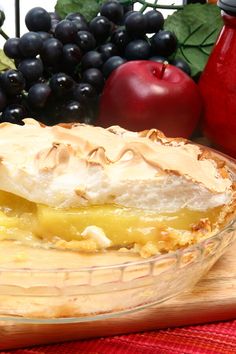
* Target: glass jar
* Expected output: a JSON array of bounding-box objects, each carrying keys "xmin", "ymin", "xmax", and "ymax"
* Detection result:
[{"xmin": 199, "ymin": 0, "xmax": 236, "ymax": 158}]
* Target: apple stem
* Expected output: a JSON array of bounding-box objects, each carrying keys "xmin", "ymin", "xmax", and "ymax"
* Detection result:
[
  {"xmin": 159, "ymin": 61, "xmax": 168, "ymax": 79},
  {"xmin": 152, "ymin": 61, "xmax": 168, "ymax": 79}
]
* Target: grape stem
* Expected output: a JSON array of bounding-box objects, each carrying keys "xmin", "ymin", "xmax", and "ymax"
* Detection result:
[
  {"xmin": 136, "ymin": 0, "xmax": 184, "ymax": 12},
  {"xmin": 0, "ymin": 29, "xmax": 9, "ymax": 40}
]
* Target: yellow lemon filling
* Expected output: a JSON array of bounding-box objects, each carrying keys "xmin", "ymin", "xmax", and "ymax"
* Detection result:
[{"xmin": 0, "ymin": 190, "xmax": 222, "ymax": 255}]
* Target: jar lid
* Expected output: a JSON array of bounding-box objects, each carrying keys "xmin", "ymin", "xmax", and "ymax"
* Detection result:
[{"xmin": 218, "ymin": 0, "xmax": 236, "ymax": 13}]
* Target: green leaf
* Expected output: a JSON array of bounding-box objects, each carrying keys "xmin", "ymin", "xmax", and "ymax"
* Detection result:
[
  {"xmin": 165, "ymin": 4, "xmax": 223, "ymax": 77},
  {"xmin": 0, "ymin": 10, "xmax": 5, "ymax": 27},
  {"xmin": 55, "ymin": 0, "xmax": 105, "ymax": 21},
  {"xmin": 0, "ymin": 50, "xmax": 15, "ymax": 71}
]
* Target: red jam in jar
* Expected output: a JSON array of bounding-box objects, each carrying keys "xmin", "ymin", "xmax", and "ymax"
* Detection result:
[{"xmin": 199, "ymin": 0, "xmax": 236, "ymax": 158}]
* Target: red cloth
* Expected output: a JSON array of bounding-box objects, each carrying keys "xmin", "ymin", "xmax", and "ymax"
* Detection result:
[{"xmin": 2, "ymin": 320, "xmax": 236, "ymax": 354}]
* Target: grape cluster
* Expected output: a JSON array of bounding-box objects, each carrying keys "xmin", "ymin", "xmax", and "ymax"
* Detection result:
[{"xmin": 0, "ymin": 2, "xmax": 191, "ymax": 125}]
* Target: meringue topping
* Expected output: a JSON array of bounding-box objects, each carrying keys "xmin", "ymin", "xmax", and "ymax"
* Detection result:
[{"xmin": 0, "ymin": 119, "xmax": 233, "ymax": 212}]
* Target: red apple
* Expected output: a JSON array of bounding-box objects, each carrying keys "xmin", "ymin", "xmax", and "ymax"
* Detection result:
[{"xmin": 97, "ymin": 60, "xmax": 202, "ymax": 138}]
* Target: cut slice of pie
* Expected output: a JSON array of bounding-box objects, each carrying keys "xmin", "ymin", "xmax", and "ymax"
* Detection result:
[{"xmin": 0, "ymin": 119, "xmax": 235, "ymax": 258}]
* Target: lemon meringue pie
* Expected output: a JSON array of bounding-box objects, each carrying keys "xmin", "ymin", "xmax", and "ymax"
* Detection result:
[{"xmin": 0, "ymin": 119, "xmax": 235, "ymax": 258}]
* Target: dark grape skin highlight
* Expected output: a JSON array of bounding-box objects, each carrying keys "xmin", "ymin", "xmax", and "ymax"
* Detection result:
[
  {"xmin": 81, "ymin": 51, "xmax": 104, "ymax": 70},
  {"xmin": 151, "ymin": 30, "xmax": 178, "ymax": 57},
  {"xmin": 66, "ymin": 12, "xmax": 89, "ymax": 31},
  {"xmin": 144, "ymin": 10, "xmax": 164, "ymax": 33},
  {"xmin": 19, "ymin": 32, "xmax": 43, "ymax": 58},
  {"xmin": 125, "ymin": 12, "xmax": 147, "ymax": 38},
  {"xmin": 125, "ymin": 40, "xmax": 150, "ymax": 61},
  {"xmin": 98, "ymin": 43, "xmax": 119, "ymax": 61},
  {"xmin": 54, "ymin": 20, "xmax": 77, "ymax": 44},
  {"xmin": 27, "ymin": 83, "xmax": 52, "ymax": 109},
  {"xmin": 0, "ymin": 70, "xmax": 25, "ymax": 96},
  {"xmin": 41, "ymin": 38, "xmax": 63, "ymax": 66},
  {"xmin": 103, "ymin": 56, "xmax": 126, "ymax": 78},
  {"xmin": 50, "ymin": 73, "xmax": 74, "ymax": 97},
  {"xmin": 18, "ymin": 58, "xmax": 44, "ymax": 82},
  {"xmin": 82, "ymin": 68, "xmax": 105, "ymax": 93},
  {"xmin": 62, "ymin": 44, "xmax": 82, "ymax": 68},
  {"xmin": 74, "ymin": 31, "xmax": 96, "ymax": 52},
  {"xmin": 63, "ymin": 100, "xmax": 85, "ymax": 122},
  {"xmin": 100, "ymin": 1, "xmax": 124, "ymax": 25},
  {"xmin": 89, "ymin": 16, "xmax": 112, "ymax": 43},
  {"xmin": 73, "ymin": 83, "xmax": 97, "ymax": 104},
  {"xmin": 1, "ymin": 104, "xmax": 28, "ymax": 124}
]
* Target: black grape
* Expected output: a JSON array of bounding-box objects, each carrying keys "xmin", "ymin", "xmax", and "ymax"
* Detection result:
[
  {"xmin": 40, "ymin": 38, "xmax": 63, "ymax": 66},
  {"xmin": 150, "ymin": 55, "xmax": 167, "ymax": 63},
  {"xmin": 74, "ymin": 31, "xmax": 96, "ymax": 52},
  {"xmin": 81, "ymin": 51, "xmax": 104, "ymax": 70},
  {"xmin": 37, "ymin": 31, "xmax": 52, "ymax": 41},
  {"xmin": 62, "ymin": 100, "xmax": 85, "ymax": 122},
  {"xmin": 25, "ymin": 7, "xmax": 51, "ymax": 32},
  {"xmin": 125, "ymin": 12, "xmax": 147, "ymax": 37},
  {"xmin": 49, "ymin": 12, "xmax": 61, "ymax": 21},
  {"xmin": 0, "ymin": 89, "xmax": 7, "ymax": 111},
  {"xmin": 73, "ymin": 83, "xmax": 97, "ymax": 104},
  {"xmin": 100, "ymin": 1, "xmax": 124, "ymax": 24},
  {"xmin": 1, "ymin": 104, "xmax": 28, "ymax": 124},
  {"xmin": 98, "ymin": 43, "xmax": 118, "ymax": 61},
  {"xmin": 28, "ymin": 83, "xmax": 51, "ymax": 108},
  {"xmin": 144, "ymin": 10, "xmax": 164, "ymax": 33},
  {"xmin": 50, "ymin": 73, "xmax": 74, "ymax": 97},
  {"xmin": 50, "ymin": 19, "xmax": 60, "ymax": 34},
  {"xmin": 151, "ymin": 30, "xmax": 178, "ymax": 57},
  {"xmin": 4, "ymin": 38, "xmax": 21, "ymax": 59},
  {"xmin": 18, "ymin": 32, "xmax": 43, "ymax": 58},
  {"xmin": 82, "ymin": 68, "xmax": 104, "ymax": 93},
  {"xmin": 123, "ymin": 4, "xmax": 134, "ymax": 13},
  {"xmin": 103, "ymin": 56, "xmax": 126, "ymax": 78},
  {"xmin": 89, "ymin": 16, "xmax": 112, "ymax": 43},
  {"xmin": 0, "ymin": 69, "xmax": 25, "ymax": 96},
  {"xmin": 125, "ymin": 40, "xmax": 150, "ymax": 60},
  {"xmin": 54, "ymin": 20, "xmax": 77, "ymax": 44},
  {"xmin": 111, "ymin": 28, "xmax": 131, "ymax": 53},
  {"xmin": 18, "ymin": 58, "xmax": 44, "ymax": 82},
  {"xmin": 123, "ymin": 10, "xmax": 137, "ymax": 22},
  {"xmin": 62, "ymin": 44, "xmax": 82, "ymax": 68},
  {"xmin": 171, "ymin": 58, "xmax": 191, "ymax": 76},
  {"xmin": 66, "ymin": 12, "xmax": 87, "ymax": 22},
  {"xmin": 66, "ymin": 12, "xmax": 89, "ymax": 31}
]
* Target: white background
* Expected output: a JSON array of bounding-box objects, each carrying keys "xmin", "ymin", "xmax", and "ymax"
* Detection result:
[{"xmin": 0, "ymin": 0, "xmax": 184, "ymax": 47}]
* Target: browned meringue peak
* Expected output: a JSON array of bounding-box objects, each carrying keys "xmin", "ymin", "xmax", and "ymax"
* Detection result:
[
  {"xmin": 52, "ymin": 122, "xmax": 231, "ymax": 193},
  {"xmin": 0, "ymin": 118, "xmax": 232, "ymax": 196}
]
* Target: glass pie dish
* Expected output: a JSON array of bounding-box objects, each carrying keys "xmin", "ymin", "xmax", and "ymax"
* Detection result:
[
  {"xmin": 0, "ymin": 220, "xmax": 235, "ymax": 323},
  {"xmin": 0, "ymin": 144, "xmax": 235, "ymax": 350},
  {"xmin": 0, "ymin": 148, "xmax": 235, "ymax": 324}
]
